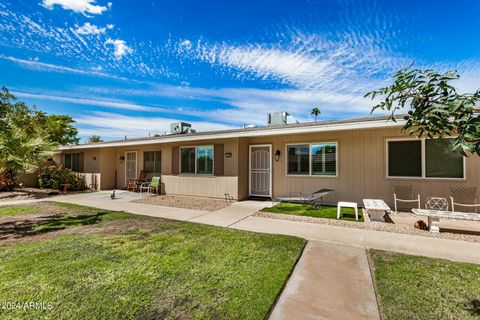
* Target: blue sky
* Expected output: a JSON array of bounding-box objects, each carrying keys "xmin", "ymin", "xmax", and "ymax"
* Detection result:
[{"xmin": 1, "ymin": 0, "xmax": 479, "ymax": 142}]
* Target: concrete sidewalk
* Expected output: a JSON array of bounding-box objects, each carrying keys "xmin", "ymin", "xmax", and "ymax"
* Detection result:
[
  {"xmin": 6, "ymin": 191, "xmax": 480, "ymax": 264},
  {"xmin": 188, "ymin": 200, "xmax": 271, "ymax": 227},
  {"xmin": 270, "ymin": 241, "xmax": 380, "ymax": 320},
  {"xmin": 53, "ymin": 191, "xmax": 209, "ymax": 221},
  {"xmin": 232, "ymin": 215, "xmax": 480, "ymax": 264}
]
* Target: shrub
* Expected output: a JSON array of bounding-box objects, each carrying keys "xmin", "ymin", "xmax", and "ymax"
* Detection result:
[
  {"xmin": 0, "ymin": 169, "xmax": 15, "ymax": 191},
  {"xmin": 38, "ymin": 166, "xmax": 87, "ymax": 191}
]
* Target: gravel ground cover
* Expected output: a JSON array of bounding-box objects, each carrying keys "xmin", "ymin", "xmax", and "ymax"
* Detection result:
[
  {"xmin": 255, "ymin": 211, "xmax": 480, "ymax": 243},
  {"xmin": 133, "ymin": 194, "xmax": 233, "ymax": 211}
]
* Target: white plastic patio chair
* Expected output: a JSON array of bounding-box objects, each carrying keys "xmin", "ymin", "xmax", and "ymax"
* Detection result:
[{"xmin": 140, "ymin": 176, "xmax": 161, "ymax": 196}]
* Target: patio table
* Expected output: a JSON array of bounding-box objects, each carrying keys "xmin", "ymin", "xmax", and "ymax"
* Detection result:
[
  {"xmin": 412, "ymin": 208, "xmax": 480, "ymax": 233},
  {"xmin": 363, "ymin": 199, "xmax": 391, "ymax": 222}
]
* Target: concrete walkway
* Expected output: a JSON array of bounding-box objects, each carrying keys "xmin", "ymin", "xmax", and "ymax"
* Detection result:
[
  {"xmin": 53, "ymin": 191, "xmax": 210, "ymax": 221},
  {"xmin": 188, "ymin": 200, "xmax": 270, "ymax": 227},
  {"xmin": 233, "ymin": 216, "xmax": 480, "ymax": 264},
  {"xmin": 270, "ymin": 241, "xmax": 380, "ymax": 320},
  {"xmin": 5, "ymin": 190, "xmax": 480, "ymax": 264}
]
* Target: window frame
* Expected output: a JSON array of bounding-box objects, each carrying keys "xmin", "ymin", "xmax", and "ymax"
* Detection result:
[
  {"xmin": 386, "ymin": 138, "xmax": 466, "ymax": 180},
  {"xmin": 143, "ymin": 150, "xmax": 161, "ymax": 174},
  {"xmin": 179, "ymin": 145, "xmax": 215, "ymax": 175},
  {"xmin": 285, "ymin": 142, "xmax": 338, "ymax": 177},
  {"xmin": 64, "ymin": 152, "xmax": 81, "ymax": 172}
]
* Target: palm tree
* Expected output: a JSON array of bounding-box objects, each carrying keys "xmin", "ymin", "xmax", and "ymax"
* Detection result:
[
  {"xmin": 311, "ymin": 107, "xmax": 321, "ymax": 122},
  {"xmin": 0, "ymin": 87, "xmax": 55, "ymax": 190},
  {"xmin": 87, "ymin": 135, "xmax": 103, "ymax": 143},
  {"xmin": 0, "ymin": 122, "xmax": 54, "ymax": 191}
]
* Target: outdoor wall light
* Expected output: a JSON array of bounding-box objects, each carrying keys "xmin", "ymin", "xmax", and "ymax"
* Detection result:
[
  {"xmin": 225, "ymin": 152, "xmax": 232, "ymax": 158},
  {"xmin": 274, "ymin": 150, "xmax": 281, "ymax": 161},
  {"xmin": 92, "ymin": 156, "xmax": 97, "ymax": 161},
  {"xmin": 119, "ymin": 155, "xmax": 125, "ymax": 161}
]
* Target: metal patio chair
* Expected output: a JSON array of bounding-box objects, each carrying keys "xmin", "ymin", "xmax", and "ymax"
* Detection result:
[
  {"xmin": 392, "ymin": 184, "xmax": 420, "ymax": 212},
  {"xmin": 450, "ymin": 186, "xmax": 480, "ymax": 213}
]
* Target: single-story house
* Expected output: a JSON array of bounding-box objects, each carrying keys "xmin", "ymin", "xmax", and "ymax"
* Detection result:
[{"xmin": 55, "ymin": 113, "xmax": 480, "ymax": 207}]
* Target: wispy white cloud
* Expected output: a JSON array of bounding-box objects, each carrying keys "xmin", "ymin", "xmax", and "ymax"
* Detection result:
[
  {"xmin": 74, "ymin": 22, "xmax": 107, "ymax": 35},
  {"xmin": 12, "ymin": 91, "xmax": 168, "ymax": 112},
  {"xmin": 177, "ymin": 32, "xmax": 410, "ymax": 92},
  {"xmin": 78, "ymin": 82, "xmax": 384, "ymax": 126},
  {"xmin": 0, "ymin": 55, "xmax": 129, "ymax": 81},
  {"xmin": 41, "ymin": 0, "xmax": 111, "ymax": 16},
  {"xmin": 105, "ymin": 39, "xmax": 133, "ymax": 59},
  {"xmin": 0, "ymin": 3, "xmax": 171, "ymax": 78}
]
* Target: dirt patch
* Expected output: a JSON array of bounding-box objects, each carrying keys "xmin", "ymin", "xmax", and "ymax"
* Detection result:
[
  {"xmin": 0, "ymin": 202, "xmax": 69, "ymax": 223},
  {"xmin": 0, "ymin": 210, "xmax": 164, "ymax": 246},
  {"xmin": 255, "ymin": 211, "xmax": 480, "ymax": 243},
  {"xmin": 0, "ymin": 188, "xmax": 60, "ymax": 202},
  {"xmin": 133, "ymin": 195, "xmax": 233, "ymax": 211}
]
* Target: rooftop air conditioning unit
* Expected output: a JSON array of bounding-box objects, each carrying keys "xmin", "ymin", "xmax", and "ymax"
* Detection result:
[
  {"xmin": 267, "ymin": 112, "xmax": 289, "ymax": 126},
  {"xmin": 170, "ymin": 122, "xmax": 196, "ymax": 134}
]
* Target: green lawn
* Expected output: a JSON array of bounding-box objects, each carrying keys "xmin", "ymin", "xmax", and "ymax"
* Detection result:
[
  {"xmin": 262, "ymin": 202, "xmax": 364, "ymax": 222},
  {"xmin": 369, "ymin": 250, "xmax": 480, "ymax": 320},
  {"xmin": 0, "ymin": 202, "xmax": 305, "ymax": 320},
  {"xmin": 0, "ymin": 206, "xmax": 39, "ymax": 217}
]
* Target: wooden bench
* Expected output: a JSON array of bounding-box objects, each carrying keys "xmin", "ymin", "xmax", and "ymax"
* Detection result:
[
  {"xmin": 412, "ymin": 208, "xmax": 480, "ymax": 233},
  {"xmin": 363, "ymin": 199, "xmax": 391, "ymax": 222}
]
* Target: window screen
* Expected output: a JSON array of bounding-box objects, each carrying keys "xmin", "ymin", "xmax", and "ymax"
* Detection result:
[
  {"xmin": 287, "ymin": 145, "xmax": 309, "ymax": 175},
  {"xmin": 144, "ymin": 151, "xmax": 161, "ymax": 173},
  {"xmin": 64, "ymin": 153, "xmax": 81, "ymax": 172},
  {"xmin": 388, "ymin": 141, "xmax": 422, "ymax": 177},
  {"xmin": 426, "ymin": 139, "xmax": 463, "ymax": 178},
  {"xmin": 311, "ymin": 144, "xmax": 336, "ymax": 176},
  {"xmin": 180, "ymin": 147, "xmax": 195, "ymax": 174},
  {"xmin": 196, "ymin": 146, "xmax": 213, "ymax": 174}
]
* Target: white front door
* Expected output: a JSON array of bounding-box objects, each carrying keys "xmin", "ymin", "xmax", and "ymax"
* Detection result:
[
  {"xmin": 125, "ymin": 151, "xmax": 137, "ymax": 185},
  {"xmin": 249, "ymin": 145, "xmax": 272, "ymax": 197}
]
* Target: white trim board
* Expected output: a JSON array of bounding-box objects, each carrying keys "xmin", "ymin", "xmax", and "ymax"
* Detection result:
[{"xmin": 59, "ymin": 119, "xmax": 405, "ymax": 150}]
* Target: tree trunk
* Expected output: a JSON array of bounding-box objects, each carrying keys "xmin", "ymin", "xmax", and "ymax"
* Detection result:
[{"xmin": 0, "ymin": 169, "xmax": 15, "ymax": 191}]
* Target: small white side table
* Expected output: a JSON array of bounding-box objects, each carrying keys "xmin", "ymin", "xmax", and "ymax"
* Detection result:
[{"xmin": 337, "ymin": 201, "xmax": 359, "ymax": 221}]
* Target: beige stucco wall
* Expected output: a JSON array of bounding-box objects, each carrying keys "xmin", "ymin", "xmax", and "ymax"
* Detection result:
[
  {"xmin": 99, "ymin": 148, "xmax": 116, "ymax": 189},
  {"xmin": 245, "ymin": 126, "xmax": 480, "ymax": 207},
  {"xmin": 95, "ymin": 138, "xmax": 239, "ymax": 198},
  {"xmin": 83, "ymin": 149, "xmax": 101, "ymax": 173},
  {"xmin": 162, "ymin": 175, "xmax": 238, "ymax": 199},
  {"xmin": 58, "ymin": 125, "xmax": 480, "ymax": 204},
  {"xmin": 237, "ymin": 138, "xmax": 249, "ymax": 200}
]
